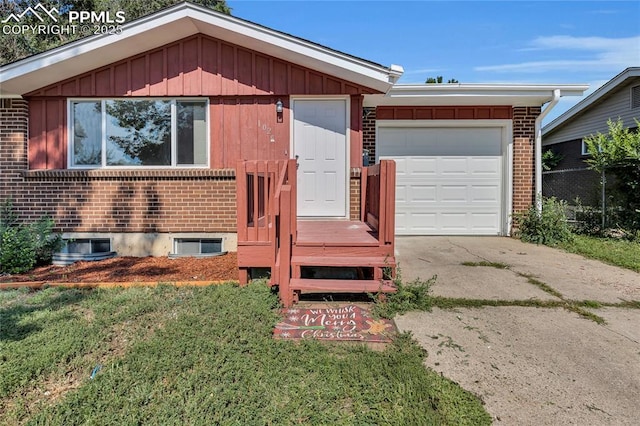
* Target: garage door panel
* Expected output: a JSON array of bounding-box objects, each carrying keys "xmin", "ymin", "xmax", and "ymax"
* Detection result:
[
  {"xmin": 439, "ymin": 158, "xmax": 469, "ymax": 175},
  {"xmin": 408, "ymin": 185, "xmax": 437, "ymax": 202},
  {"xmin": 395, "ymin": 211, "xmax": 500, "ymax": 235},
  {"xmin": 470, "ymin": 213, "xmax": 501, "ymax": 231},
  {"xmin": 395, "ymin": 212, "xmax": 438, "ymax": 233},
  {"xmin": 378, "ymin": 126, "xmax": 505, "ymax": 235},
  {"xmin": 470, "ymin": 185, "xmax": 500, "ymax": 202},
  {"xmin": 379, "ymin": 127, "xmax": 502, "ymax": 157},
  {"xmin": 409, "ymin": 158, "xmax": 437, "ymax": 175},
  {"xmin": 470, "ymin": 158, "xmax": 501, "ymax": 176},
  {"xmin": 440, "ymin": 185, "xmax": 468, "ymax": 202},
  {"xmin": 395, "ymin": 184, "xmax": 437, "ymax": 203},
  {"xmin": 440, "ymin": 213, "xmax": 468, "ymax": 230}
]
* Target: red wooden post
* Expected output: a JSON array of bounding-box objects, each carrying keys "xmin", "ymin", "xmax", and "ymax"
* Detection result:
[
  {"xmin": 236, "ymin": 161, "xmax": 248, "ymax": 242},
  {"xmin": 278, "ymin": 186, "xmax": 293, "ymax": 307},
  {"xmin": 378, "ymin": 161, "xmax": 387, "ymax": 245},
  {"xmin": 267, "ymin": 161, "xmax": 277, "ymax": 252},
  {"xmin": 287, "ymin": 158, "xmax": 297, "ymax": 242},
  {"xmin": 360, "ymin": 166, "xmax": 368, "ymax": 222},
  {"xmin": 385, "ymin": 160, "xmax": 396, "ymax": 247}
]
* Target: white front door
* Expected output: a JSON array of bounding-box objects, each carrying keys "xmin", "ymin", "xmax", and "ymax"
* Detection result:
[{"xmin": 293, "ymin": 99, "xmax": 348, "ymax": 217}]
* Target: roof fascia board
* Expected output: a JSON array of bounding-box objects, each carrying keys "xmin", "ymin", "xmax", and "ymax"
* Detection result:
[
  {"xmin": 388, "ymin": 83, "xmax": 588, "ymax": 96},
  {"xmin": 363, "ymin": 83, "xmax": 589, "ymax": 107}
]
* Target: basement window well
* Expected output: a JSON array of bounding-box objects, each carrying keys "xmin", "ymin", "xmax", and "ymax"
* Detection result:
[
  {"xmin": 170, "ymin": 238, "xmax": 225, "ymax": 258},
  {"xmin": 54, "ymin": 238, "xmax": 116, "ymax": 266}
]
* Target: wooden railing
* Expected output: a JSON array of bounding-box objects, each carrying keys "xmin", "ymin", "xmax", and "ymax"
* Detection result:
[
  {"xmin": 361, "ymin": 160, "xmax": 396, "ymax": 248},
  {"xmin": 236, "ymin": 159, "xmax": 297, "ymax": 303}
]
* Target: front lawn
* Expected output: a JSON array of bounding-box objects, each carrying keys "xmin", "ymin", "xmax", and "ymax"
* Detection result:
[
  {"xmin": 560, "ymin": 234, "xmax": 640, "ymax": 272},
  {"xmin": 0, "ymin": 283, "xmax": 490, "ymax": 425}
]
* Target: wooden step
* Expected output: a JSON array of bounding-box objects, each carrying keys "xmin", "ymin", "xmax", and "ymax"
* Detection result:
[
  {"xmin": 292, "ymin": 245, "xmax": 394, "ymax": 258},
  {"xmin": 291, "ymin": 256, "xmax": 395, "ymax": 268},
  {"xmin": 290, "ymin": 278, "xmax": 397, "ymax": 294}
]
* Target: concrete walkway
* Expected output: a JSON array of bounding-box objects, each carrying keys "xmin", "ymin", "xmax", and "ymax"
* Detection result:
[{"xmin": 394, "ymin": 236, "xmax": 640, "ymax": 425}]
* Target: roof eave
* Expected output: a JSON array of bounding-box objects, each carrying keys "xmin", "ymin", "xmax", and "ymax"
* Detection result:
[
  {"xmin": 0, "ymin": 2, "xmax": 398, "ymax": 97},
  {"xmin": 543, "ymin": 67, "xmax": 640, "ymax": 135},
  {"xmin": 364, "ymin": 83, "xmax": 589, "ymax": 107}
]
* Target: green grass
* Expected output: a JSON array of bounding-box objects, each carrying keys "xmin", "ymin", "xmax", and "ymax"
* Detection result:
[
  {"xmin": 0, "ymin": 283, "xmax": 490, "ymax": 425},
  {"xmin": 431, "ymin": 297, "xmax": 607, "ymax": 324},
  {"xmin": 560, "ymin": 234, "xmax": 640, "ymax": 272},
  {"xmin": 461, "ymin": 261, "xmax": 510, "ymax": 269},
  {"xmin": 517, "ymin": 273, "xmax": 564, "ymax": 299}
]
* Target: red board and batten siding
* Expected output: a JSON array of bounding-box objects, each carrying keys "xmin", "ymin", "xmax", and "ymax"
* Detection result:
[{"xmin": 27, "ymin": 34, "xmax": 376, "ymax": 170}]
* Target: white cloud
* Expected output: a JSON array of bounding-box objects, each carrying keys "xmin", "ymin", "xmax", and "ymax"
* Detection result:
[
  {"xmin": 402, "ymin": 68, "xmax": 444, "ymax": 76},
  {"xmin": 476, "ymin": 35, "xmax": 640, "ymax": 73}
]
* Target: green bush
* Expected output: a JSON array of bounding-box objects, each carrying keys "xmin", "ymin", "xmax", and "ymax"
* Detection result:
[
  {"xmin": 0, "ymin": 199, "xmax": 62, "ymax": 274},
  {"xmin": 515, "ymin": 197, "xmax": 574, "ymax": 246},
  {"xmin": 0, "ymin": 226, "xmax": 37, "ymax": 273}
]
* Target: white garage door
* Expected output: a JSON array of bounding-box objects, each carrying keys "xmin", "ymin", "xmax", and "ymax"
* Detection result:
[{"xmin": 378, "ymin": 127, "xmax": 504, "ymax": 235}]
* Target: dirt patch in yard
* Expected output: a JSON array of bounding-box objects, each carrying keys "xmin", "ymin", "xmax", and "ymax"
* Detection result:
[{"xmin": 0, "ymin": 253, "xmax": 239, "ymax": 284}]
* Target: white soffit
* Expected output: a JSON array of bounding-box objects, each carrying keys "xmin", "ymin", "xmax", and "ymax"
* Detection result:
[
  {"xmin": 0, "ymin": 3, "xmax": 399, "ymax": 97},
  {"xmin": 364, "ymin": 83, "xmax": 589, "ymax": 107}
]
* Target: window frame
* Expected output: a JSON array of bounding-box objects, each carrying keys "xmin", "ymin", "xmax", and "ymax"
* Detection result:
[
  {"xmin": 67, "ymin": 97, "xmax": 210, "ymax": 169},
  {"xmin": 581, "ymin": 140, "xmax": 590, "ymax": 156},
  {"xmin": 631, "ymin": 85, "xmax": 640, "ymax": 110},
  {"xmin": 173, "ymin": 238, "xmax": 223, "ymax": 256},
  {"xmin": 61, "ymin": 238, "xmax": 112, "ymax": 254}
]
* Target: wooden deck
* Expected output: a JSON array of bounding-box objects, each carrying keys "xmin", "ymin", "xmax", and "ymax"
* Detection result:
[
  {"xmin": 236, "ymin": 159, "xmax": 396, "ymax": 307},
  {"xmin": 296, "ymin": 220, "xmax": 379, "ymax": 247}
]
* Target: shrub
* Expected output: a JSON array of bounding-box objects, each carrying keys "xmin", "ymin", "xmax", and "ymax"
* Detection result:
[
  {"xmin": 515, "ymin": 197, "xmax": 574, "ymax": 246},
  {"xmin": 0, "ymin": 226, "xmax": 37, "ymax": 273},
  {"xmin": 0, "ymin": 199, "xmax": 62, "ymax": 274}
]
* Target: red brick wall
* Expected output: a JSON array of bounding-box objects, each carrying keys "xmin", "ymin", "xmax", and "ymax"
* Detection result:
[
  {"xmin": 0, "ymin": 99, "xmax": 29, "ymax": 198},
  {"xmin": 350, "ymin": 171, "xmax": 361, "ymax": 220},
  {"xmin": 362, "ymin": 107, "xmax": 376, "ymax": 162},
  {"xmin": 0, "ymin": 100, "xmax": 237, "ymax": 233},
  {"xmin": 512, "ymin": 106, "xmax": 540, "ymax": 213}
]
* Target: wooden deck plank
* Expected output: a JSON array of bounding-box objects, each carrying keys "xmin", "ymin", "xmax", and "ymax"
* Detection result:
[
  {"xmin": 296, "ymin": 220, "xmax": 379, "ymax": 247},
  {"xmin": 291, "ymin": 256, "xmax": 395, "ymax": 267},
  {"xmin": 292, "ymin": 245, "xmax": 394, "ymax": 258},
  {"xmin": 290, "ymin": 278, "xmax": 396, "ymax": 293}
]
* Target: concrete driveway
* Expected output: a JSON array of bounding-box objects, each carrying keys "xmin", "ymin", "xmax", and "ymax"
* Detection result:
[{"xmin": 394, "ymin": 236, "xmax": 640, "ymax": 425}]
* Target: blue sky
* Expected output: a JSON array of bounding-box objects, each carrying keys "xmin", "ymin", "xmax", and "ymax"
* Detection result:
[{"xmin": 227, "ymin": 0, "xmax": 640, "ymax": 124}]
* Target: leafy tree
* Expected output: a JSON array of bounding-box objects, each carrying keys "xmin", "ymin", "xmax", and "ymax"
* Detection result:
[
  {"xmin": 541, "ymin": 148, "xmax": 563, "ymax": 171},
  {"xmin": 0, "ymin": 0, "xmax": 231, "ymax": 65},
  {"xmin": 583, "ymin": 118, "xmax": 640, "ymax": 231},
  {"xmin": 425, "ymin": 76, "xmax": 459, "ymax": 83}
]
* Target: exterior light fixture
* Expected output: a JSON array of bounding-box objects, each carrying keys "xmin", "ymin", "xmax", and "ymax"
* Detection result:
[{"xmin": 276, "ymin": 99, "xmax": 284, "ymax": 123}]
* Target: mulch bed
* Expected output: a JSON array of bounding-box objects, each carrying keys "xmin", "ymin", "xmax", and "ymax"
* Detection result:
[{"xmin": 0, "ymin": 252, "xmax": 239, "ymax": 284}]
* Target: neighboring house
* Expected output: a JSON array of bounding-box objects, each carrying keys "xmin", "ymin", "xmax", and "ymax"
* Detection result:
[
  {"xmin": 0, "ymin": 2, "xmax": 586, "ymax": 302},
  {"xmin": 542, "ymin": 67, "xmax": 640, "ymax": 205}
]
